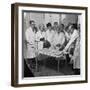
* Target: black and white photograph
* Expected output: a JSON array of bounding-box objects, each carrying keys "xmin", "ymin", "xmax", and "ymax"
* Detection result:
[
  {"xmin": 23, "ymin": 12, "xmax": 81, "ymax": 77},
  {"xmin": 11, "ymin": 3, "xmax": 87, "ymax": 87}
]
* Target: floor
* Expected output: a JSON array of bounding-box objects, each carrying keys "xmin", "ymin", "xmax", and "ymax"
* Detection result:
[{"xmin": 28, "ymin": 58, "xmax": 75, "ymax": 77}]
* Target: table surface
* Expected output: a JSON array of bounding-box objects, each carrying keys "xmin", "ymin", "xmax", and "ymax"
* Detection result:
[{"xmin": 37, "ymin": 48, "xmax": 65, "ymax": 58}]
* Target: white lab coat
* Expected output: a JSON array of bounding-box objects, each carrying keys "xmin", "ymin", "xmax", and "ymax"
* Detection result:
[
  {"xmin": 53, "ymin": 32, "xmax": 65, "ymax": 46},
  {"xmin": 64, "ymin": 30, "xmax": 79, "ymax": 51},
  {"xmin": 64, "ymin": 29, "xmax": 80, "ymax": 69},
  {"xmin": 36, "ymin": 30, "xmax": 46, "ymax": 50},
  {"xmin": 45, "ymin": 29, "xmax": 55, "ymax": 45},
  {"xmin": 25, "ymin": 27, "xmax": 36, "ymax": 59}
]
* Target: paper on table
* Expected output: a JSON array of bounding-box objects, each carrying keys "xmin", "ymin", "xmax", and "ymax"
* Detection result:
[{"xmin": 38, "ymin": 48, "xmax": 63, "ymax": 58}]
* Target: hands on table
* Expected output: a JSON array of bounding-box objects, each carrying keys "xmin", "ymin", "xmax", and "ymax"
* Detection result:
[{"xmin": 55, "ymin": 49, "xmax": 68, "ymax": 56}]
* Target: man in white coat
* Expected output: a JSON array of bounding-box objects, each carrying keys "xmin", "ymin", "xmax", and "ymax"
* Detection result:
[
  {"xmin": 25, "ymin": 20, "xmax": 36, "ymax": 69},
  {"xmin": 52, "ymin": 24, "xmax": 65, "ymax": 50},
  {"xmin": 62, "ymin": 24, "xmax": 80, "ymax": 74},
  {"xmin": 45, "ymin": 23, "xmax": 54, "ymax": 48}
]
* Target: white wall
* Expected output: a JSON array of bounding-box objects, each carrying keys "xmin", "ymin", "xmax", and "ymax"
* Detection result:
[
  {"xmin": 0, "ymin": 0, "xmax": 89, "ymax": 90},
  {"xmin": 24, "ymin": 13, "xmax": 78, "ymax": 29}
]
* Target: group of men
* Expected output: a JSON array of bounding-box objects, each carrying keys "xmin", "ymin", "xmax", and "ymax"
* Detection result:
[
  {"xmin": 25, "ymin": 20, "xmax": 80, "ymax": 75},
  {"xmin": 25, "ymin": 20, "xmax": 66, "ymax": 58}
]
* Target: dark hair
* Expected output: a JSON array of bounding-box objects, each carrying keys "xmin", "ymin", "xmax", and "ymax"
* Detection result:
[
  {"xmin": 34, "ymin": 27, "xmax": 38, "ymax": 33},
  {"xmin": 71, "ymin": 23, "xmax": 78, "ymax": 29},
  {"xmin": 61, "ymin": 24, "xmax": 64, "ymax": 28},
  {"xmin": 29, "ymin": 20, "xmax": 35, "ymax": 24},
  {"xmin": 54, "ymin": 22, "xmax": 58, "ymax": 25},
  {"xmin": 46, "ymin": 23, "xmax": 52, "ymax": 28}
]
